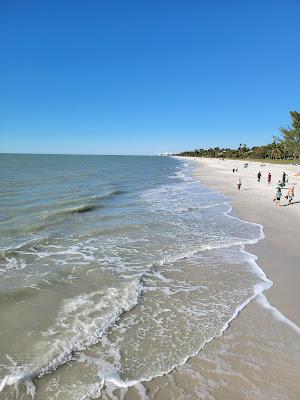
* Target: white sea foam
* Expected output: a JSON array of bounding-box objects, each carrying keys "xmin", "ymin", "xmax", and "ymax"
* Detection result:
[
  {"xmin": 0, "ymin": 279, "xmax": 143, "ymax": 396},
  {"xmin": 2, "ymin": 155, "xmax": 299, "ymax": 400},
  {"xmin": 88, "ymin": 158, "xmax": 299, "ymax": 391},
  {"xmin": 256, "ymin": 293, "xmax": 300, "ymax": 334}
]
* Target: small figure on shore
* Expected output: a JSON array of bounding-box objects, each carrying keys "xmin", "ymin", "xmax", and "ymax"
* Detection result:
[
  {"xmin": 287, "ymin": 186, "xmax": 295, "ymax": 205},
  {"xmin": 257, "ymin": 171, "xmax": 262, "ymax": 182},
  {"xmin": 237, "ymin": 178, "xmax": 242, "ymax": 191},
  {"xmin": 276, "ymin": 180, "xmax": 283, "ymax": 189},
  {"xmin": 267, "ymin": 172, "xmax": 272, "ymax": 185},
  {"xmin": 282, "ymin": 172, "xmax": 286, "ymax": 186},
  {"xmin": 274, "ymin": 186, "xmax": 282, "ymax": 207}
]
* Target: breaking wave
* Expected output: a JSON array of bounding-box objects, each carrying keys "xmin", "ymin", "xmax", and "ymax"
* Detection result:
[{"xmin": 0, "ymin": 278, "xmax": 143, "ymax": 395}]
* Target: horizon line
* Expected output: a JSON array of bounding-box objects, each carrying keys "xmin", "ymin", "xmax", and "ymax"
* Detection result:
[{"xmin": 0, "ymin": 152, "xmax": 169, "ymax": 157}]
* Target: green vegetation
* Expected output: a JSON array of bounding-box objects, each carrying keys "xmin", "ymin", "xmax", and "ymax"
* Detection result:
[
  {"xmin": 178, "ymin": 111, "xmax": 300, "ymax": 163},
  {"xmin": 276, "ymin": 111, "xmax": 300, "ymax": 160}
]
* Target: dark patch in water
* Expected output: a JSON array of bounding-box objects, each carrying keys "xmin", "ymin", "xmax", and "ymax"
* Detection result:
[
  {"xmin": 74, "ymin": 204, "xmax": 97, "ymax": 213},
  {"xmin": 94, "ymin": 189, "xmax": 125, "ymax": 200}
]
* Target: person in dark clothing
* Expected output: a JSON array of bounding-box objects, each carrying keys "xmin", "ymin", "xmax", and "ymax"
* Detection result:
[
  {"xmin": 257, "ymin": 171, "xmax": 262, "ymax": 182},
  {"xmin": 274, "ymin": 186, "xmax": 282, "ymax": 207},
  {"xmin": 268, "ymin": 172, "xmax": 271, "ymax": 184},
  {"xmin": 282, "ymin": 172, "xmax": 286, "ymax": 186}
]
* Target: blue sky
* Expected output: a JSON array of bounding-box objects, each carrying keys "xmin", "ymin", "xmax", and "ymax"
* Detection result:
[{"xmin": 1, "ymin": 0, "xmax": 300, "ymax": 155}]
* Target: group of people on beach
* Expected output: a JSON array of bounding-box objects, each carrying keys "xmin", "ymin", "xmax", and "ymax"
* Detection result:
[
  {"xmin": 257, "ymin": 171, "xmax": 276, "ymax": 184},
  {"xmin": 236, "ymin": 170, "xmax": 295, "ymax": 207},
  {"xmin": 274, "ymin": 178, "xmax": 295, "ymax": 207}
]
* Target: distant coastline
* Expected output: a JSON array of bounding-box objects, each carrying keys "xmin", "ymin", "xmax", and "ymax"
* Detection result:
[
  {"xmin": 176, "ymin": 111, "xmax": 300, "ymax": 164},
  {"xmin": 180, "ymin": 155, "xmax": 300, "ymax": 326}
]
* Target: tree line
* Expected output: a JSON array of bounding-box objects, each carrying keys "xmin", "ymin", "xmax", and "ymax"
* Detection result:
[{"xmin": 177, "ymin": 111, "xmax": 300, "ymax": 161}]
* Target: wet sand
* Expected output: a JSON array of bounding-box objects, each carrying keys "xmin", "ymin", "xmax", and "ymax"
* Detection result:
[
  {"xmin": 2, "ymin": 156, "xmax": 300, "ymax": 400},
  {"xmin": 98, "ymin": 157, "xmax": 300, "ymax": 399},
  {"xmin": 191, "ymin": 157, "xmax": 300, "ymax": 326},
  {"xmin": 140, "ymin": 297, "xmax": 300, "ymax": 400}
]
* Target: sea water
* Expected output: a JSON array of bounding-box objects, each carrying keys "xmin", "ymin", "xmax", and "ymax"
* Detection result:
[{"xmin": 0, "ymin": 154, "xmax": 274, "ymax": 399}]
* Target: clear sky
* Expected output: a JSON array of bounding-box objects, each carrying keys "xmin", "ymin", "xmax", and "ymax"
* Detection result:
[{"xmin": 1, "ymin": 0, "xmax": 300, "ymax": 155}]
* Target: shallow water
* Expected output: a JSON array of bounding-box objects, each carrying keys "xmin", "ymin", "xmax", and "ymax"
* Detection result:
[{"xmin": 0, "ymin": 154, "xmax": 297, "ymax": 399}]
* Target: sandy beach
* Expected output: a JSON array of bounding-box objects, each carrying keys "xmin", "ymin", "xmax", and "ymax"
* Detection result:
[
  {"xmin": 1, "ymin": 155, "xmax": 300, "ymax": 400},
  {"xmin": 114, "ymin": 156, "xmax": 300, "ymax": 400},
  {"xmin": 129, "ymin": 157, "xmax": 300, "ymax": 400},
  {"xmin": 190, "ymin": 157, "xmax": 300, "ymax": 326}
]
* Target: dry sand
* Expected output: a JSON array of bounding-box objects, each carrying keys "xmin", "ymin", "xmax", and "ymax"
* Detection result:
[
  {"xmin": 189, "ymin": 157, "xmax": 300, "ymax": 326},
  {"xmin": 128, "ymin": 157, "xmax": 300, "ymax": 400},
  {"xmin": 101, "ymin": 157, "xmax": 300, "ymax": 399}
]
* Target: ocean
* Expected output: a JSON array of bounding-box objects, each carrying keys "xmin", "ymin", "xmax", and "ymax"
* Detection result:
[{"xmin": 0, "ymin": 154, "xmax": 297, "ymax": 399}]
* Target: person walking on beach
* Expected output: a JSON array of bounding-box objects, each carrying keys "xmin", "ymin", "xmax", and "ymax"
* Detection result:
[
  {"xmin": 267, "ymin": 172, "xmax": 271, "ymax": 184},
  {"xmin": 274, "ymin": 186, "xmax": 282, "ymax": 207},
  {"xmin": 287, "ymin": 185, "xmax": 295, "ymax": 205},
  {"xmin": 282, "ymin": 172, "xmax": 286, "ymax": 186},
  {"xmin": 257, "ymin": 171, "xmax": 261, "ymax": 182},
  {"xmin": 237, "ymin": 178, "xmax": 241, "ymax": 191}
]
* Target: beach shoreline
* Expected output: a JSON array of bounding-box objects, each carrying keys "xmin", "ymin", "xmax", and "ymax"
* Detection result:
[
  {"xmin": 184, "ymin": 156, "xmax": 300, "ymax": 326},
  {"xmin": 1, "ymin": 154, "xmax": 299, "ymax": 400},
  {"xmin": 132, "ymin": 156, "xmax": 300, "ymax": 399}
]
